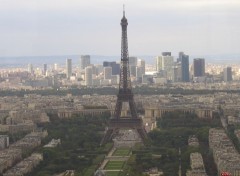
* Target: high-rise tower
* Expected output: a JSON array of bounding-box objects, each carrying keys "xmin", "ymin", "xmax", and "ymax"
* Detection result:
[
  {"xmin": 66, "ymin": 58, "xmax": 72, "ymax": 79},
  {"xmin": 85, "ymin": 66, "xmax": 93, "ymax": 86},
  {"xmin": 80, "ymin": 55, "xmax": 90, "ymax": 72},
  {"xmin": 43, "ymin": 64, "xmax": 47, "ymax": 76},
  {"xmin": 178, "ymin": 52, "xmax": 189, "ymax": 82},
  {"xmin": 193, "ymin": 58, "xmax": 205, "ymax": 77},
  {"xmin": 223, "ymin": 67, "xmax": 232, "ymax": 82},
  {"xmin": 156, "ymin": 54, "xmax": 174, "ymax": 81},
  {"xmin": 101, "ymin": 8, "xmax": 147, "ymax": 145}
]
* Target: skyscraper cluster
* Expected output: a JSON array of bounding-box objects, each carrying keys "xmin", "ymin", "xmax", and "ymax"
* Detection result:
[
  {"xmin": 24, "ymin": 52, "xmax": 234, "ymax": 88},
  {"xmin": 61, "ymin": 55, "xmax": 146, "ymax": 86},
  {"xmin": 155, "ymin": 52, "xmax": 210, "ymax": 83}
]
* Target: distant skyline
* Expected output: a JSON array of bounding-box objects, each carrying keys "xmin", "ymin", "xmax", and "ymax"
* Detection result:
[{"xmin": 1, "ymin": 0, "xmax": 240, "ymax": 57}]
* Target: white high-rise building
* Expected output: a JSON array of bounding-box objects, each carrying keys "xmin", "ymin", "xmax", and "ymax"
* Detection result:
[
  {"xmin": 27, "ymin": 64, "xmax": 33, "ymax": 74},
  {"xmin": 95, "ymin": 64, "xmax": 104, "ymax": 75},
  {"xmin": 80, "ymin": 55, "xmax": 90, "ymax": 72},
  {"xmin": 156, "ymin": 55, "xmax": 174, "ymax": 80},
  {"xmin": 54, "ymin": 63, "xmax": 58, "ymax": 71},
  {"xmin": 104, "ymin": 67, "xmax": 112, "ymax": 80},
  {"xmin": 85, "ymin": 66, "xmax": 93, "ymax": 86},
  {"xmin": 66, "ymin": 58, "xmax": 72, "ymax": 79},
  {"xmin": 137, "ymin": 59, "xmax": 145, "ymax": 75}
]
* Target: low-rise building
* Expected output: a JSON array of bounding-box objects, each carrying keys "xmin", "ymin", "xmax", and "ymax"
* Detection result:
[
  {"xmin": 227, "ymin": 116, "xmax": 240, "ymax": 125},
  {"xmin": 0, "ymin": 148, "xmax": 22, "ymax": 174},
  {"xmin": 0, "ymin": 131, "xmax": 47, "ymax": 174},
  {"xmin": 3, "ymin": 153, "xmax": 43, "ymax": 176},
  {"xmin": 209, "ymin": 128, "xmax": 240, "ymax": 176},
  {"xmin": 0, "ymin": 135, "xmax": 9, "ymax": 150},
  {"xmin": 186, "ymin": 152, "xmax": 207, "ymax": 176}
]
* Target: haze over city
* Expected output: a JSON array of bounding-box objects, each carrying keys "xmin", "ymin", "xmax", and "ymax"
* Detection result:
[
  {"xmin": 1, "ymin": 0, "xmax": 240, "ymax": 57},
  {"xmin": 1, "ymin": 1, "xmax": 240, "ymax": 176}
]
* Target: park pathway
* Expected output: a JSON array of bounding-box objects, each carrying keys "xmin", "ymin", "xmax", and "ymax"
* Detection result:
[{"xmin": 99, "ymin": 147, "xmax": 131, "ymax": 173}]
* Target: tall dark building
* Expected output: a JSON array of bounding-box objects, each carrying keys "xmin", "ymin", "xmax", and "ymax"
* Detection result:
[
  {"xmin": 193, "ymin": 58, "xmax": 205, "ymax": 77},
  {"xmin": 177, "ymin": 52, "xmax": 184, "ymax": 62},
  {"xmin": 101, "ymin": 8, "xmax": 147, "ymax": 146},
  {"xmin": 43, "ymin": 64, "xmax": 47, "ymax": 76},
  {"xmin": 103, "ymin": 61, "xmax": 120, "ymax": 75},
  {"xmin": 179, "ymin": 52, "xmax": 189, "ymax": 82},
  {"xmin": 162, "ymin": 52, "xmax": 171, "ymax": 56},
  {"xmin": 223, "ymin": 67, "xmax": 232, "ymax": 82},
  {"xmin": 130, "ymin": 66, "xmax": 137, "ymax": 77},
  {"xmin": 129, "ymin": 56, "xmax": 138, "ymax": 66}
]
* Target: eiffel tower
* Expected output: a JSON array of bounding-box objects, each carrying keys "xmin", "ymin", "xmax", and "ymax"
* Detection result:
[{"xmin": 101, "ymin": 7, "xmax": 148, "ymax": 146}]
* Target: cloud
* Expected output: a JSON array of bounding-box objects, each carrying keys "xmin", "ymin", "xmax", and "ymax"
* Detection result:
[
  {"xmin": 1, "ymin": 0, "xmax": 240, "ymax": 11},
  {"xmin": 0, "ymin": 0, "xmax": 240, "ymax": 56}
]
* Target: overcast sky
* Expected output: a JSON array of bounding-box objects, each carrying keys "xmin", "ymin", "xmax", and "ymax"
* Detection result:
[{"xmin": 1, "ymin": 0, "xmax": 240, "ymax": 57}]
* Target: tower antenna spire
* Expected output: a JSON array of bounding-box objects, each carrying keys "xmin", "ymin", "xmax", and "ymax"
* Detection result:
[{"xmin": 100, "ymin": 6, "xmax": 148, "ymax": 146}]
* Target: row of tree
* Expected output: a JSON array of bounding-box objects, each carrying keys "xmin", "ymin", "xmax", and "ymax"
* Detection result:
[
  {"xmin": 1, "ymin": 86, "xmax": 240, "ymax": 97},
  {"xmin": 29, "ymin": 113, "xmax": 111, "ymax": 176},
  {"xmin": 126, "ymin": 111, "xmax": 221, "ymax": 176}
]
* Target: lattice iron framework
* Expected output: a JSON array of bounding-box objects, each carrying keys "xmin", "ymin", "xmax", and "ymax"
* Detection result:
[
  {"xmin": 101, "ymin": 7, "xmax": 148, "ymax": 146},
  {"xmin": 114, "ymin": 8, "xmax": 138, "ymax": 119}
]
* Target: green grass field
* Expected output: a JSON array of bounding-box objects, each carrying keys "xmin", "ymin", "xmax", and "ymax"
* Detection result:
[
  {"xmin": 112, "ymin": 148, "xmax": 131, "ymax": 156},
  {"xmin": 105, "ymin": 171, "xmax": 121, "ymax": 176},
  {"xmin": 104, "ymin": 161, "xmax": 125, "ymax": 170}
]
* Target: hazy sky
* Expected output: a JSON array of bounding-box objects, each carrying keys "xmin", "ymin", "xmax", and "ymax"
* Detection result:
[{"xmin": 1, "ymin": 0, "xmax": 240, "ymax": 57}]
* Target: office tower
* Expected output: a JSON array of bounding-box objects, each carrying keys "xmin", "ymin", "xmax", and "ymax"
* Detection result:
[
  {"xmin": 112, "ymin": 63, "xmax": 120, "ymax": 75},
  {"xmin": 174, "ymin": 62, "xmax": 182, "ymax": 82},
  {"xmin": 173, "ymin": 66, "xmax": 179, "ymax": 82},
  {"xmin": 103, "ymin": 61, "xmax": 112, "ymax": 67},
  {"xmin": 103, "ymin": 61, "xmax": 120, "ymax": 75},
  {"xmin": 89, "ymin": 64, "xmax": 97, "ymax": 75},
  {"xmin": 136, "ymin": 66, "xmax": 144, "ymax": 79},
  {"xmin": 111, "ymin": 75, "xmax": 118, "ymax": 85},
  {"xmin": 95, "ymin": 64, "xmax": 104, "ymax": 75},
  {"xmin": 156, "ymin": 56, "xmax": 163, "ymax": 72},
  {"xmin": 80, "ymin": 55, "xmax": 90, "ymax": 71},
  {"xmin": 28, "ymin": 64, "xmax": 33, "ymax": 74},
  {"xmin": 179, "ymin": 52, "xmax": 190, "ymax": 82},
  {"xmin": 66, "ymin": 58, "xmax": 72, "ymax": 79},
  {"xmin": 104, "ymin": 67, "xmax": 112, "ymax": 79},
  {"xmin": 54, "ymin": 63, "xmax": 58, "ymax": 71},
  {"xmin": 156, "ymin": 55, "xmax": 174, "ymax": 80},
  {"xmin": 138, "ymin": 59, "xmax": 145, "ymax": 75},
  {"xmin": 223, "ymin": 67, "xmax": 232, "ymax": 82},
  {"xmin": 130, "ymin": 66, "xmax": 137, "ymax": 77},
  {"xmin": 193, "ymin": 58, "xmax": 205, "ymax": 77},
  {"xmin": 178, "ymin": 52, "xmax": 185, "ymax": 62},
  {"xmin": 162, "ymin": 52, "xmax": 171, "ymax": 56},
  {"xmin": 85, "ymin": 66, "xmax": 93, "ymax": 86},
  {"xmin": 129, "ymin": 56, "xmax": 138, "ymax": 66},
  {"xmin": 43, "ymin": 64, "xmax": 47, "ymax": 76}
]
